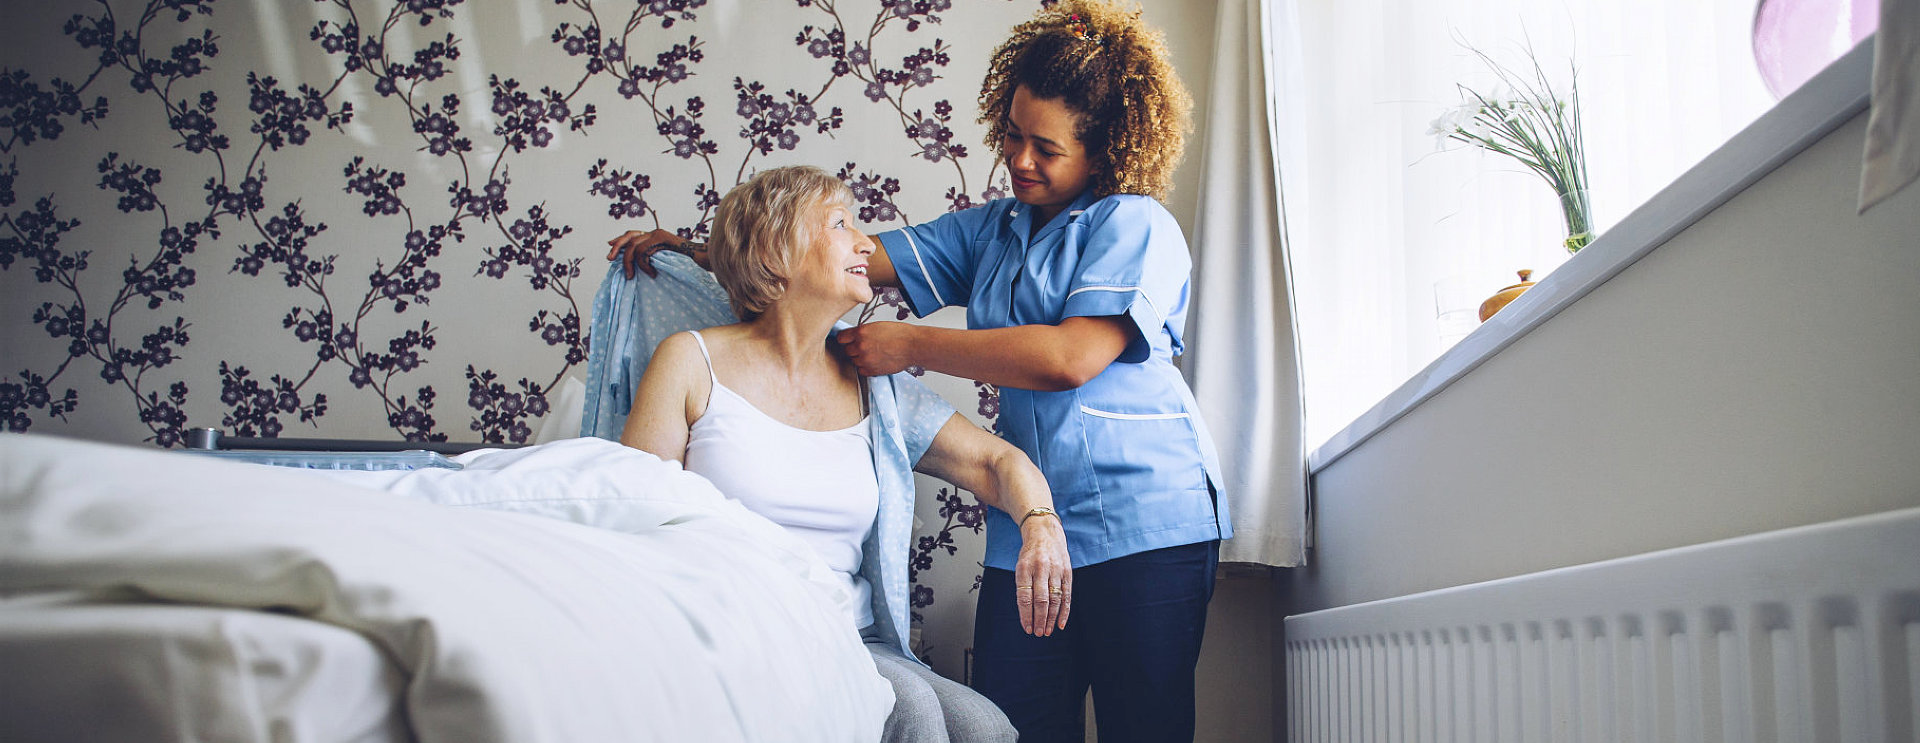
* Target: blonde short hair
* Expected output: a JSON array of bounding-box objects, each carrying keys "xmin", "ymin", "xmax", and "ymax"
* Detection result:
[{"xmin": 708, "ymin": 165, "xmax": 854, "ymax": 320}]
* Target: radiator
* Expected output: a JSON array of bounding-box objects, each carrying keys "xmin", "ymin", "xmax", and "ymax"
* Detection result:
[{"xmin": 1284, "ymin": 507, "xmax": 1920, "ymax": 742}]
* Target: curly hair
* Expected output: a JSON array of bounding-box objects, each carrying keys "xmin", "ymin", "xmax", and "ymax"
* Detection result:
[{"xmin": 978, "ymin": 0, "xmax": 1192, "ymax": 201}]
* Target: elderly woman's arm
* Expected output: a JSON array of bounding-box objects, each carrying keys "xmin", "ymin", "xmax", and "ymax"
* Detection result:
[
  {"xmin": 620, "ymin": 332, "xmax": 708, "ymax": 462},
  {"xmin": 913, "ymin": 414, "xmax": 1073, "ymax": 636}
]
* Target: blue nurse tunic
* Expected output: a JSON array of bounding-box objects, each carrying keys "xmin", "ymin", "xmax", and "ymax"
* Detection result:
[{"xmin": 877, "ymin": 190, "xmax": 1232, "ymax": 570}]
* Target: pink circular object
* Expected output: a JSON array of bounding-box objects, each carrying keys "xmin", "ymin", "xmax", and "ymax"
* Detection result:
[{"xmin": 1752, "ymin": 0, "xmax": 1880, "ymax": 99}]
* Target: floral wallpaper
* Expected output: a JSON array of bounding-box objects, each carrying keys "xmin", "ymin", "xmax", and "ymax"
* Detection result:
[{"xmin": 0, "ymin": 0, "xmax": 1046, "ymax": 677}]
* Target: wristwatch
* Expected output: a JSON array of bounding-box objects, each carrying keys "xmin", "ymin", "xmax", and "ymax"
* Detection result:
[{"xmin": 1019, "ymin": 506, "xmax": 1057, "ymax": 527}]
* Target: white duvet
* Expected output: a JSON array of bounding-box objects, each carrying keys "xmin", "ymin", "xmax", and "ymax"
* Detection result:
[{"xmin": 0, "ymin": 434, "xmax": 892, "ymax": 742}]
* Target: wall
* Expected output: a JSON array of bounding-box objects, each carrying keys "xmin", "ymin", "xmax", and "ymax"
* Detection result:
[
  {"xmin": 1278, "ymin": 109, "xmax": 1920, "ymax": 620},
  {"xmin": 1, "ymin": 0, "xmax": 1055, "ymax": 450},
  {"xmin": 0, "ymin": 1, "xmax": 1271, "ymax": 738}
]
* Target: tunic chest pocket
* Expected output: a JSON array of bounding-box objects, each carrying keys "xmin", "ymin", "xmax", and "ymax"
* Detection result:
[{"xmin": 1075, "ymin": 404, "xmax": 1209, "ymax": 499}]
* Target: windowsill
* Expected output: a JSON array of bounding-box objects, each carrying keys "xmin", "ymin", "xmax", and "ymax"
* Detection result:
[{"xmin": 1306, "ymin": 36, "xmax": 1877, "ymax": 475}]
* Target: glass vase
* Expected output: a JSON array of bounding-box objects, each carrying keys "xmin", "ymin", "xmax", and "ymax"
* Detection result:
[{"xmin": 1560, "ymin": 188, "xmax": 1593, "ymax": 253}]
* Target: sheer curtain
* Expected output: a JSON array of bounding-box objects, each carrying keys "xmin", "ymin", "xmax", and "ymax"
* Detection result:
[
  {"xmin": 1185, "ymin": 0, "xmax": 1307, "ymax": 567},
  {"xmin": 1283, "ymin": 0, "xmax": 1777, "ymax": 450}
]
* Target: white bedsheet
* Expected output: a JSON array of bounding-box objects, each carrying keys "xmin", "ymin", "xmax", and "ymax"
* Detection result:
[
  {"xmin": 0, "ymin": 434, "xmax": 892, "ymax": 743},
  {"xmin": 0, "ymin": 591, "xmax": 408, "ymax": 743}
]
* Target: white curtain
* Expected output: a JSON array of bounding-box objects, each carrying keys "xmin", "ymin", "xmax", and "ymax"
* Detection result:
[
  {"xmin": 1284, "ymin": 0, "xmax": 1777, "ymax": 450},
  {"xmin": 1862, "ymin": 0, "xmax": 1920, "ymax": 212},
  {"xmin": 1185, "ymin": 0, "xmax": 1308, "ymax": 567}
]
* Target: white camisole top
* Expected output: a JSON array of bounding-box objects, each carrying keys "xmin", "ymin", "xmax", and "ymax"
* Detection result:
[{"xmin": 679, "ymin": 330, "xmax": 879, "ymax": 630}]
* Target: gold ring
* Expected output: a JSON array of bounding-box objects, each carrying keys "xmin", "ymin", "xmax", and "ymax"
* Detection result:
[
  {"xmin": 1048, "ymin": 588, "xmax": 1063, "ymax": 595},
  {"xmin": 1017, "ymin": 585, "xmax": 1033, "ymax": 590}
]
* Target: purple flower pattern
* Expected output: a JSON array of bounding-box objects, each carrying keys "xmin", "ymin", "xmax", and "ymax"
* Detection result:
[
  {"xmin": 3, "ymin": 0, "xmax": 1037, "ymax": 656},
  {"xmin": 907, "ymin": 486, "xmax": 989, "ymax": 623}
]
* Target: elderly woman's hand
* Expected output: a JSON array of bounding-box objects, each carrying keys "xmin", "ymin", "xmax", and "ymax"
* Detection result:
[
  {"xmin": 912, "ymin": 414, "xmax": 1069, "ymax": 635},
  {"xmin": 1014, "ymin": 511, "xmax": 1072, "ymax": 636}
]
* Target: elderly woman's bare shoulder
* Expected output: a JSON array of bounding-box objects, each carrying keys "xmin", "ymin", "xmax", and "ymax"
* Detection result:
[
  {"xmin": 645, "ymin": 330, "xmax": 719, "ymax": 379},
  {"xmin": 655, "ymin": 324, "xmax": 764, "ymax": 371}
]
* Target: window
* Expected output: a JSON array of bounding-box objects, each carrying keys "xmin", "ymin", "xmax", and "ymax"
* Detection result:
[{"xmin": 1277, "ymin": 0, "xmax": 1868, "ymax": 453}]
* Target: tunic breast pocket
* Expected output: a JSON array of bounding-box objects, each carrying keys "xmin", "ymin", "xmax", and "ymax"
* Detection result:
[{"xmin": 1075, "ymin": 405, "xmax": 1209, "ymax": 499}]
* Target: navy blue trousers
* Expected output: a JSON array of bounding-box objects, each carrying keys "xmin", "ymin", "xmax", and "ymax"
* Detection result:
[{"xmin": 971, "ymin": 540, "xmax": 1219, "ymax": 743}]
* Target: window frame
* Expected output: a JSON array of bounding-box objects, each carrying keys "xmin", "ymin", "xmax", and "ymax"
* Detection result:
[{"xmin": 1306, "ymin": 39, "xmax": 1876, "ymax": 473}]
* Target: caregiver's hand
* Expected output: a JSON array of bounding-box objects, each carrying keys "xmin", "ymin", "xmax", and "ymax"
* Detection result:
[
  {"xmin": 1015, "ymin": 512, "xmax": 1073, "ymax": 636},
  {"xmin": 835, "ymin": 321, "xmax": 918, "ymax": 377},
  {"xmin": 606, "ymin": 228, "xmax": 699, "ymax": 279}
]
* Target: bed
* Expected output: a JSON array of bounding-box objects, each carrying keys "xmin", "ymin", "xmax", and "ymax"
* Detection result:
[{"xmin": 0, "ymin": 433, "xmax": 894, "ymax": 742}]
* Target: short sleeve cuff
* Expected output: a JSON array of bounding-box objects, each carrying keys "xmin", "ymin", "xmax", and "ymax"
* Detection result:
[
  {"xmin": 1062, "ymin": 285, "xmax": 1163, "ymax": 363},
  {"xmin": 877, "ymin": 229, "xmax": 943, "ymax": 319},
  {"xmin": 890, "ymin": 371, "xmax": 958, "ymax": 465}
]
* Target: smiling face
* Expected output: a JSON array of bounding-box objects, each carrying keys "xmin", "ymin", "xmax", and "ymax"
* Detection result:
[
  {"xmin": 1002, "ymin": 85, "xmax": 1094, "ymax": 223},
  {"xmin": 790, "ymin": 199, "xmax": 874, "ymax": 308}
]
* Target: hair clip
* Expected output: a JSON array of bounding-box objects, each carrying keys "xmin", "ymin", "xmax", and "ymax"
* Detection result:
[{"xmin": 1066, "ymin": 14, "xmax": 1103, "ymax": 45}]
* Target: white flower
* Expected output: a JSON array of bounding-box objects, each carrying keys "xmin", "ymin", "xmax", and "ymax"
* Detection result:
[
  {"xmin": 1459, "ymin": 110, "xmax": 1497, "ymax": 142},
  {"xmin": 1427, "ymin": 104, "xmax": 1487, "ymax": 150},
  {"xmin": 1481, "ymin": 84, "xmax": 1517, "ymax": 108},
  {"xmin": 1426, "ymin": 110, "xmax": 1462, "ymax": 149}
]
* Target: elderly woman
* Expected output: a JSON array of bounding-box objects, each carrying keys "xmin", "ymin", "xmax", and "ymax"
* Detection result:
[{"xmin": 620, "ymin": 165, "xmax": 1069, "ymax": 743}]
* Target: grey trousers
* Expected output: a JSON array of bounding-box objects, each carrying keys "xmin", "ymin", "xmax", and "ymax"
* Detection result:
[{"xmin": 866, "ymin": 640, "xmax": 1018, "ymax": 742}]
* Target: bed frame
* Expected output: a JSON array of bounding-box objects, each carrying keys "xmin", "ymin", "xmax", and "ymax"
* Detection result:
[{"xmin": 182, "ymin": 426, "xmax": 519, "ymax": 456}]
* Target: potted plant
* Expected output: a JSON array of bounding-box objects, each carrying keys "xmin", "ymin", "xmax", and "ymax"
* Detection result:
[{"xmin": 1429, "ymin": 44, "xmax": 1593, "ymax": 254}]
